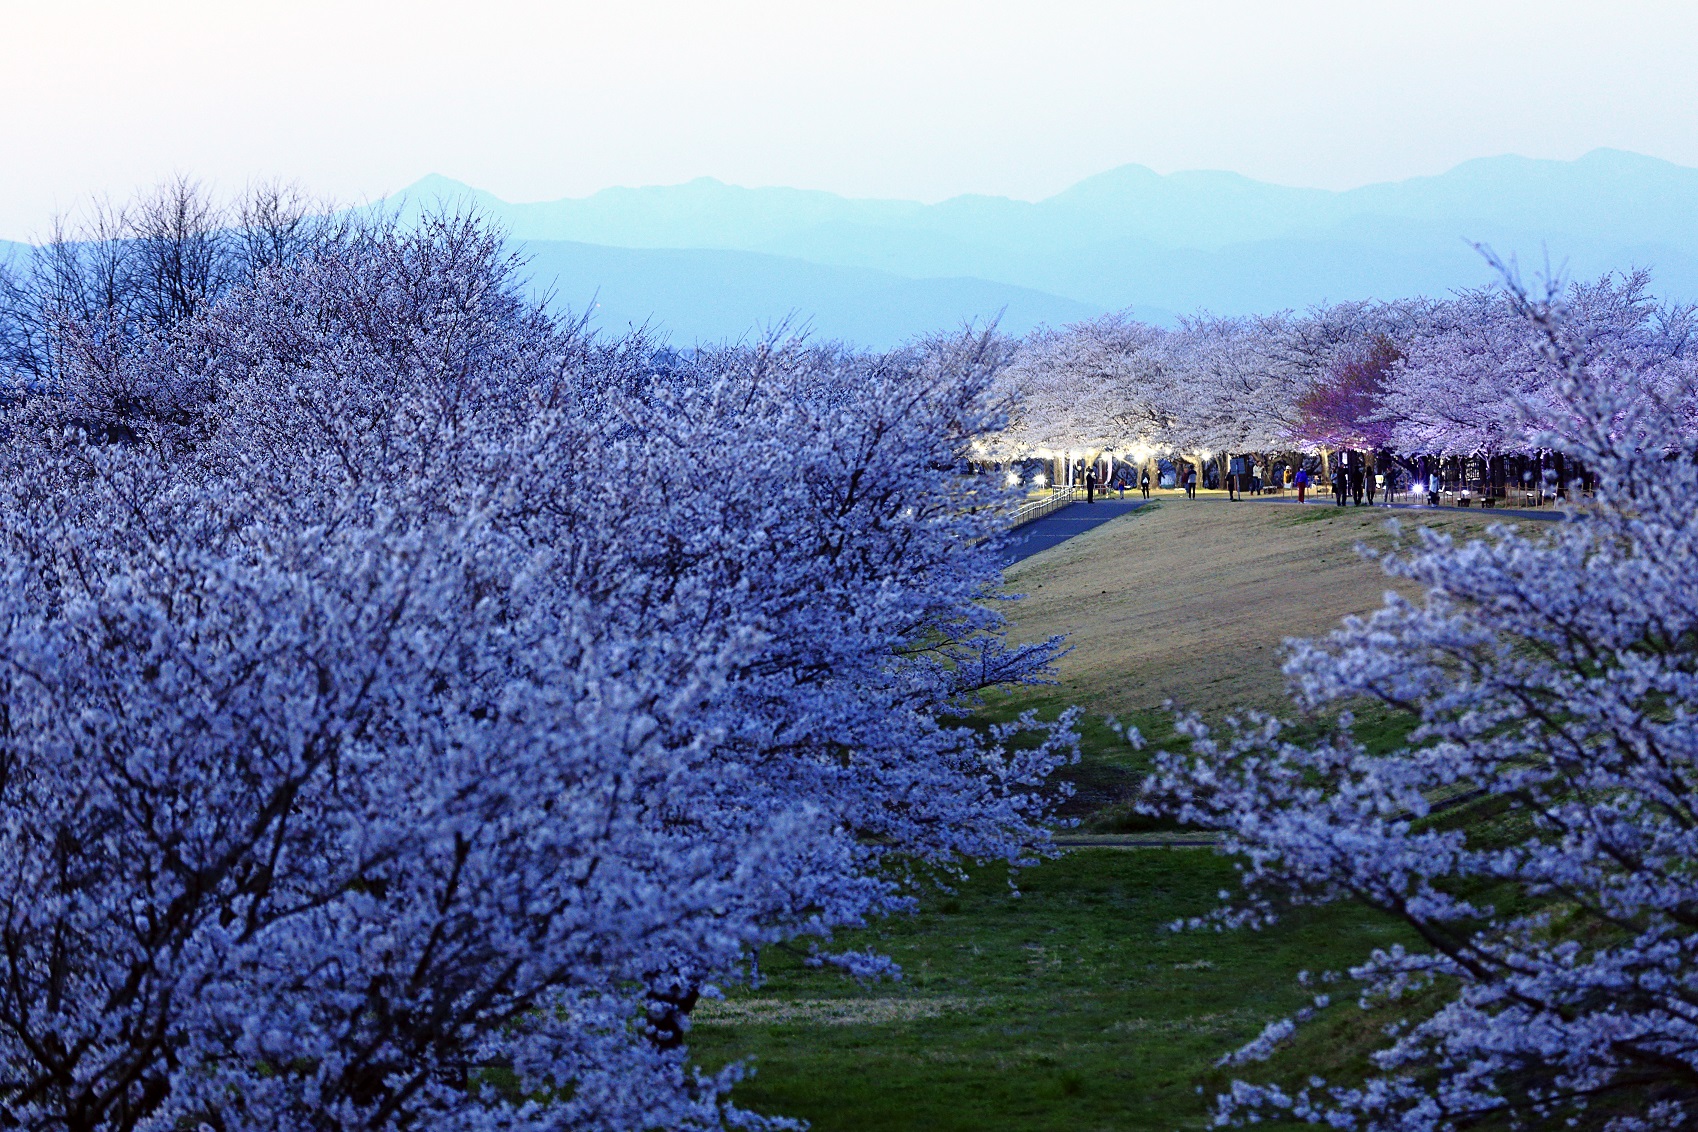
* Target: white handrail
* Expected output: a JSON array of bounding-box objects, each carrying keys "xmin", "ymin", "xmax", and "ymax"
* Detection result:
[{"xmin": 1011, "ymin": 486, "xmax": 1078, "ymax": 527}]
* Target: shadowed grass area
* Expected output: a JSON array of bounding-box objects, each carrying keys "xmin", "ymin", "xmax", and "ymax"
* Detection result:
[
  {"xmin": 971, "ymin": 686, "xmax": 1420, "ymax": 835},
  {"xmin": 691, "ymin": 851, "xmax": 1415, "ymax": 1131}
]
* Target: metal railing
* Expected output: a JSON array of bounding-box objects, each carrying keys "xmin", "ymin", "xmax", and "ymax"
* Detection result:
[{"xmin": 1011, "ymin": 486, "xmax": 1078, "ymax": 527}]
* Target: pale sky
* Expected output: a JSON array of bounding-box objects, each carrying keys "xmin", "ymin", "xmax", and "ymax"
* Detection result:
[{"xmin": 3, "ymin": 0, "xmax": 1697, "ymax": 240}]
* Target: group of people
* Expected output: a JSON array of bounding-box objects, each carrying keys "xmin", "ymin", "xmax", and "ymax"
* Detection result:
[
  {"xmin": 1288, "ymin": 463, "xmax": 1393, "ymax": 506},
  {"xmin": 1086, "ymin": 467, "xmax": 1170, "ymax": 502},
  {"xmin": 1330, "ymin": 463, "xmax": 1380, "ymax": 506},
  {"xmin": 1075, "ymin": 459, "xmax": 1487, "ymax": 511},
  {"xmin": 1080, "ymin": 462, "xmax": 1421, "ymax": 507}
]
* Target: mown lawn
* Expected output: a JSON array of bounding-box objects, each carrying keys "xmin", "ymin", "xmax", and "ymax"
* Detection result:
[{"xmin": 691, "ymin": 849, "xmax": 1414, "ymax": 1131}]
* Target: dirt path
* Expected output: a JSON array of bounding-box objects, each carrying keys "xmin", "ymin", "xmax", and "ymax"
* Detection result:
[{"xmin": 1002, "ymin": 491, "xmax": 1504, "ymax": 717}]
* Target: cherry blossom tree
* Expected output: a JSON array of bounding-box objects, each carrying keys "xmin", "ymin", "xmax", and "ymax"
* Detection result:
[
  {"xmin": 0, "ymin": 177, "xmax": 336, "ymax": 413},
  {"xmin": 1143, "ymin": 272, "xmax": 1698, "ymax": 1130},
  {"xmin": 1152, "ymin": 313, "xmax": 1316, "ymax": 490},
  {"xmin": 1384, "ymin": 268, "xmax": 1698, "ymax": 458},
  {"xmin": 989, "ymin": 312, "xmax": 1175, "ymax": 491},
  {"xmin": 0, "ymin": 209, "xmax": 1071, "ymax": 1130},
  {"xmin": 995, "ymin": 313, "xmax": 1170, "ymax": 454},
  {"xmin": 1293, "ymin": 334, "xmax": 1401, "ymax": 451}
]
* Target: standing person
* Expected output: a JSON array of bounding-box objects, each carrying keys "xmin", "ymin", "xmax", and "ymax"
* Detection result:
[
  {"xmin": 1140, "ymin": 469, "xmax": 1151, "ymax": 500},
  {"xmin": 1333, "ymin": 463, "xmax": 1348, "ymax": 507},
  {"xmin": 1427, "ymin": 470, "xmax": 1441, "ymax": 507},
  {"xmin": 1085, "ymin": 467, "xmax": 1097, "ymax": 504},
  {"xmin": 1185, "ymin": 468, "xmax": 1196, "ymax": 499},
  {"xmin": 1365, "ymin": 468, "xmax": 1378, "ymax": 506},
  {"xmin": 1294, "ymin": 466, "xmax": 1309, "ymax": 503},
  {"xmin": 1118, "ymin": 476, "xmax": 1126, "ymax": 500},
  {"xmin": 1350, "ymin": 465, "xmax": 1364, "ymax": 506}
]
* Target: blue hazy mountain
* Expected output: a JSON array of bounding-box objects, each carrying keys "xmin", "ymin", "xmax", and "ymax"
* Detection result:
[
  {"xmin": 515, "ymin": 240, "xmax": 1103, "ymax": 346},
  {"xmin": 393, "ymin": 149, "xmax": 1698, "ymax": 338}
]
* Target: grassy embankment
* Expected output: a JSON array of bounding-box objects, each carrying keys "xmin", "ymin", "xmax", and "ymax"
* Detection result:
[{"xmin": 691, "ymin": 497, "xmax": 1511, "ymax": 1130}]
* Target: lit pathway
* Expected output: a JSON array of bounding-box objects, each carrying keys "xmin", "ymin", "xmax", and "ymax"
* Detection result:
[{"xmin": 998, "ymin": 498, "xmax": 1147, "ymax": 566}]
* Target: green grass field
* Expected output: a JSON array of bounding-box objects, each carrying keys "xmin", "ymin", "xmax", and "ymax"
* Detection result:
[
  {"xmin": 691, "ymin": 850, "xmax": 1414, "ymax": 1131},
  {"xmin": 691, "ymin": 503, "xmax": 1451, "ymax": 1130}
]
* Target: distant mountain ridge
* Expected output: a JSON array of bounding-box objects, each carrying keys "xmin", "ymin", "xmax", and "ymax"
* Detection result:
[
  {"xmin": 12, "ymin": 154, "xmax": 1680, "ymax": 350},
  {"xmin": 515, "ymin": 240, "xmax": 1104, "ymax": 346},
  {"xmin": 404, "ymin": 151, "xmax": 1695, "ymax": 258},
  {"xmin": 9, "ymin": 155, "xmax": 1697, "ymax": 349},
  {"xmin": 388, "ymin": 150, "xmax": 1698, "ymax": 345}
]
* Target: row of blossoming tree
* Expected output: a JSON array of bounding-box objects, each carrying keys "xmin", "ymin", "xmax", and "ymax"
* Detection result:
[
  {"xmin": 992, "ymin": 265, "xmax": 1698, "ymax": 500},
  {"xmin": 0, "ymin": 183, "xmax": 1075, "ymax": 1130}
]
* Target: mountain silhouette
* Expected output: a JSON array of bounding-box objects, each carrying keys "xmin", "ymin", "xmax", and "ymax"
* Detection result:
[{"xmin": 391, "ymin": 150, "xmax": 1698, "ymax": 339}]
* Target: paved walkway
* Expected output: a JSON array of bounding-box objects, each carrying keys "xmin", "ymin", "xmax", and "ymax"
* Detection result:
[{"xmin": 998, "ymin": 498, "xmax": 1146, "ymax": 565}]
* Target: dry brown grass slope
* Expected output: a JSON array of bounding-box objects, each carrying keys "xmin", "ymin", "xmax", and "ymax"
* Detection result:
[{"xmin": 1002, "ymin": 492, "xmax": 1505, "ymax": 716}]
